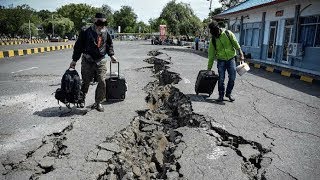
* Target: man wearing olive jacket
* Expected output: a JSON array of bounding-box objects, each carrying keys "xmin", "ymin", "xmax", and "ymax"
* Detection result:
[
  {"xmin": 208, "ymin": 21, "xmax": 244, "ymax": 102},
  {"xmin": 70, "ymin": 13, "xmax": 117, "ymax": 112}
]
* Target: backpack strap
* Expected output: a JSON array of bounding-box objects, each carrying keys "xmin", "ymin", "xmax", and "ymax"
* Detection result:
[
  {"xmin": 211, "ymin": 36, "xmax": 217, "ymax": 52},
  {"xmin": 225, "ymin": 30, "xmax": 236, "ymax": 50}
]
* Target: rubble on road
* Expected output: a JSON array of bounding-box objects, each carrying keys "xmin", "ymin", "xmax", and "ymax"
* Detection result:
[{"xmin": 97, "ymin": 51, "xmax": 272, "ymax": 180}]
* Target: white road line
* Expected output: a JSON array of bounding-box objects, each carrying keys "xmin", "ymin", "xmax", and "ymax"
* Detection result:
[
  {"xmin": 183, "ymin": 78, "xmax": 191, "ymax": 84},
  {"xmin": 11, "ymin": 67, "xmax": 38, "ymax": 74}
]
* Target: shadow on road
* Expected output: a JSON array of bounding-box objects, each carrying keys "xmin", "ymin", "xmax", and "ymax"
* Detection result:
[
  {"xmin": 34, "ymin": 107, "xmax": 88, "ymax": 117},
  {"xmin": 248, "ymin": 68, "xmax": 320, "ymax": 97},
  {"xmin": 186, "ymin": 94, "xmax": 226, "ymax": 105}
]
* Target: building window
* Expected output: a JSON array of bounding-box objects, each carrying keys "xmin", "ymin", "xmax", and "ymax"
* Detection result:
[
  {"xmin": 243, "ymin": 22, "xmax": 261, "ymax": 47},
  {"xmin": 299, "ymin": 15, "xmax": 320, "ymax": 47}
]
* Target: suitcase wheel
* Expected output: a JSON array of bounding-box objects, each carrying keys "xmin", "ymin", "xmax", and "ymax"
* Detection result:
[{"xmin": 121, "ymin": 94, "xmax": 125, "ymax": 100}]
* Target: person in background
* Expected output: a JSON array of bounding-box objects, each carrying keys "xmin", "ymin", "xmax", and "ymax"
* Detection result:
[
  {"xmin": 207, "ymin": 21, "xmax": 244, "ymax": 102},
  {"xmin": 195, "ymin": 36, "xmax": 200, "ymax": 50}
]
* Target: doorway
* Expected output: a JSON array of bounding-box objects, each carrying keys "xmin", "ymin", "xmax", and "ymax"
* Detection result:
[
  {"xmin": 267, "ymin": 21, "xmax": 278, "ymax": 60},
  {"xmin": 282, "ymin": 19, "xmax": 294, "ymax": 63}
]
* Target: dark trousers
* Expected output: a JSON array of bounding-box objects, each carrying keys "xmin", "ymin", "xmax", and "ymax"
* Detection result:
[
  {"xmin": 195, "ymin": 42, "xmax": 199, "ymax": 50},
  {"xmin": 217, "ymin": 58, "xmax": 236, "ymax": 97},
  {"xmin": 81, "ymin": 58, "xmax": 107, "ymax": 103}
]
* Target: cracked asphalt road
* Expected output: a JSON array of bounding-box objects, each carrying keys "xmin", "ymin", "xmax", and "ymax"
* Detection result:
[
  {"xmin": 0, "ymin": 41, "xmax": 319, "ymax": 180},
  {"xmin": 164, "ymin": 47, "xmax": 320, "ymax": 180}
]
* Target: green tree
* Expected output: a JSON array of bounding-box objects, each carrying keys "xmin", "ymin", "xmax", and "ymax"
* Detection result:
[
  {"xmin": 0, "ymin": 4, "xmax": 41, "ymax": 37},
  {"xmin": 98, "ymin": 4, "xmax": 115, "ymax": 28},
  {"xmin": 37, "ymin": 10, "xmax": 53, "ymax": 21},
  {"xmin": 57, "ymin": 3, "xmax": 97, "ymax": 32},
  {"xmin": 113, "ymin": 6, "xmax": 137, "ymax": 33},
  {"xmin": 42, "ymin": 15, "xmax": 74, "ymax": 37},
  {"xmin": 135, "ymin": 21, "xmax": 148, "ymax": 33},
  {"xmin": 18, "ymin": 23, "xmax": 38, "ymax": 37},
  {"xmin": 219, "ymin": 0, "xmax": 244, "ymax": 10},
  {"xmin": 159, "ymin": 0, "xmax": 202, "ymax": 36}
]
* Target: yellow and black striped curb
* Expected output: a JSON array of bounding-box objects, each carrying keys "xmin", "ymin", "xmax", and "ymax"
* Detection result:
[
  {"xmin": 0, "ymin": 40, "xmax": 50, "ymax": 46},
  {"xmin": 0, "ymin": 44, "xmax": 74, "ymax": 59},
  {"xmin": 242, "ymin": 60, "xmax": 319, "ymax": 84}
]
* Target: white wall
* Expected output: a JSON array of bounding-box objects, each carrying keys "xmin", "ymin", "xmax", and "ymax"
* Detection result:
[
  {"xmin": 277, "ymin": 19, "xmax": 286, "ymax": 46},
  {"xmin": 243, "ymin": 12, "xmax": 263, "ymax": 23},
  {"xmin": 224, "ymin": 0, "xmax": 319, "ymax": 46},
  {"xmin": 300, "ymin": 0, "xmax": 320, "ymax": 17}
]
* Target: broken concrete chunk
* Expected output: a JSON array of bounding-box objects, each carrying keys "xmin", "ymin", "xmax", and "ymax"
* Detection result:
[
  {"xmin": 149, "ymin": 162, "xmax": 157, "ymax": 173},
  {"xmin": 132, "ymin": 165, "xmax": 142, "ymax": 177},
  {"xmin": 166, "ymin": 171, "xmax": 180, "ymax": 180},
  {"xmin": 86, "ymin": 149, "xmax": 99, "ymax": 161},
  {"xmin": 38, "ymin": 156, "xmax": 55, "ymax": 168},
  {"xmin": 141, "ymin": 125, "xmax": 158, "ymax": 132},
  {"xmin": 96, "ymin": 150, "xmax": 113, "ymax": 162},
  {"xmin": 108, "ymin": 164, "xmax": 115, "ymax": 170},
  {"xmin": 169, "ymin": 164, "xmax": 176, "ymax": 171},
  {"xmin": 238, "ymin": 144, "xmax": 260, "ymax": 161},
  {"xmin": 98, "ymin": 142, "xmax": 121, "ymax": 153},
  {"xmin": 0, "ymin": 163, "xmax": 6, "ymax": 174},
  {"xmin": 153, "ymin": 134, "xmax": 169, "ymax": 166},
  {"xmin": 207, "ymin": 130, "xmax": 221, "ymax": 138}
]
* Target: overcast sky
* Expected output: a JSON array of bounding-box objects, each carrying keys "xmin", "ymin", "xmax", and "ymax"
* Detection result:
[{"xmin": 0, "ymin": 0, "xmax": 222, "ymax": 23}]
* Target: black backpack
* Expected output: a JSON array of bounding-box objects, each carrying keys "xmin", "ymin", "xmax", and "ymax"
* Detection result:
[{"xmin": 55, "ymin": 69, "xmax": 83, "ymax": 108}]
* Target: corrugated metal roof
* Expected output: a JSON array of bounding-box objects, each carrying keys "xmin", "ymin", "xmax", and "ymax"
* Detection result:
[{"xmin": 219, "ymin": 0, "xmax": 276, "ymax": 15}]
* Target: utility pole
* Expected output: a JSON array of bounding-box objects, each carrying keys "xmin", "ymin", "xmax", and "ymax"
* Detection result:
[
  {"xmin": 29, "ymin": 20, "xmax": 31, "ymax": 41},
  {"xmin": 52, "ymin": 14, "xmax": 55, "ymax": 38},
  {"xmin": 208, "ymin": 0, "xmax": 213, "ymax": 12}
]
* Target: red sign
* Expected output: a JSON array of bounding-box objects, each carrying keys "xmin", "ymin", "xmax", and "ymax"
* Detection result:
[
  {"xmin": 159, "ymin": 25, "xmax": 167, "ymax": 41},
  {"xmin": 276, "ymin": 10, "xmax": 283, "ymax": 17}
]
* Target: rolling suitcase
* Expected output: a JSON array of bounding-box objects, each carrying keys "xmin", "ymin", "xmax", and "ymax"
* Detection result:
[
  {"xmin": 105, "ymin": 62, "xmax": 127, "ymax": 101},
  {"xmin": 195, "ymin": 70, "xmax": 219, "ymax": 96}
]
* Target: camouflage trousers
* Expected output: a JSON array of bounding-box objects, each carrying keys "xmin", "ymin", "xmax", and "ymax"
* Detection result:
[{"xmin": 81, "ymin": 57, "xmax": 107, "ymax": 103}]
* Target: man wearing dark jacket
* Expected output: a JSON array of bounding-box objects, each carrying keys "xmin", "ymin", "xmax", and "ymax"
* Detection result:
[{"xmin": 70, "ymin": 13, "xmax": 117, "ymax": 112}]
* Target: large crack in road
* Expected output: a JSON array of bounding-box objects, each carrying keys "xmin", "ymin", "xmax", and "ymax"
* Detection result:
[
  {"xmin": 1, "ymin": 50, "xmax": 275, "ymax": 179},
  {"xmin": 96, "ymin": 50, "xmax": 273, "ymax": 180}
]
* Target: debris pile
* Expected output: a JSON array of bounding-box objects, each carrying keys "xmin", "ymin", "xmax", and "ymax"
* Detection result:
[{"xmin": 98, "ymin": 51, "xmax": 272, "ymax": 180}]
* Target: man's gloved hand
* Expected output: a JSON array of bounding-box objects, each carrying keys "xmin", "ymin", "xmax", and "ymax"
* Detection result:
[
  {"xmin": 110, "ymin": 56, "xmax": 117, "ymax": 63},
  {"xmin": 70, "ymin": 61, "xmax": 77, "ymax": 69}
]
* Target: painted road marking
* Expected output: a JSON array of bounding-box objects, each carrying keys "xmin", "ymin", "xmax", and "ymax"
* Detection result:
[{"xmin": 11, "ymin": 67, "xmax": 38, "ymax": 74}]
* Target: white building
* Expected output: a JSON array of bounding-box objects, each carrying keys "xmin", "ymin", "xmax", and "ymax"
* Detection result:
[{"xmin": 215, "ymin": 0, "xmax": 320, "ymax": 75}]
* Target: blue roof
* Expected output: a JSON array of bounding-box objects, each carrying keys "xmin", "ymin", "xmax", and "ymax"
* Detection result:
[{"xmin": 219, "ymin": 0, "xmax": 276, "ymax": 15}]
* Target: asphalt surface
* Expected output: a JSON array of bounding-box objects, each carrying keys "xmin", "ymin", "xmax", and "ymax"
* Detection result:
[
  {"xmin": 0, "ymin": 41, "xmax": 319, "ymax": 179},
  {"xmin": 0, "ymin": 42, "xmax": 75, "ymax": 51}
]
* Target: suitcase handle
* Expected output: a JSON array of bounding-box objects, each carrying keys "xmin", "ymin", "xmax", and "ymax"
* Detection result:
[{"xmin": 110, "ymin": 61, "xmax": 120, "ymax": 78}]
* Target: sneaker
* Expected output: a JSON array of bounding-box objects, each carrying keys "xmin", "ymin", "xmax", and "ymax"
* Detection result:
[
  {"xmin": 79, "ymin": 102, "xmax": 85, "ymax": 108},
  {"xmin": 217, "ymin": 96, "xmax": 224, "ymax": 102},
  {"xmin": 91, "ymin": 103, "xmax": 104, "ymax": 112},
  {"xmin": 226, "ymin": 94, "xmax": 235, "ymax": 102}
]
